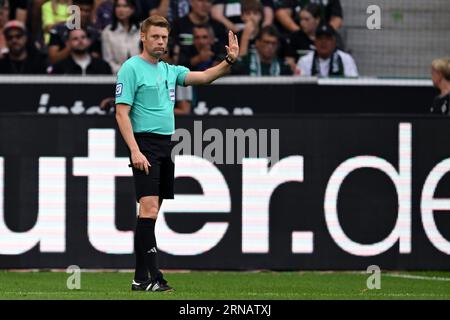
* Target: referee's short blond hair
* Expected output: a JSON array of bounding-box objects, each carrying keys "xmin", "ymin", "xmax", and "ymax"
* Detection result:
[
  {"xmin": 432, "ymin": 58, "xmax": 450, "ymax": 81},
  {"xmin": 140, "ymin": 15, "xmax": 171, "ymax": 34}
]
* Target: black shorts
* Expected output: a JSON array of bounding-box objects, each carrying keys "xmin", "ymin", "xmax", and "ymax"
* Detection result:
[{"xmin": 130, "ymin": 132, "xmax": 174, "ymax": 202}]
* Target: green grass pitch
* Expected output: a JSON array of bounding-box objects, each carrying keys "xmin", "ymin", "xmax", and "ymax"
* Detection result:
[{"xmin": 1, "ymin": 271, "xmax": 450, "ymax": 300}]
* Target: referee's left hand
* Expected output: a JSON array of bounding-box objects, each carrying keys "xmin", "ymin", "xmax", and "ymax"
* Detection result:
[{"xmin": 225, "ymin": 30, "xmax": 239, "ymax": 62}]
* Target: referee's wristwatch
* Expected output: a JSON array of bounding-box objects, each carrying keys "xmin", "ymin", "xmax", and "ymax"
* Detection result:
[{"xmin": 225, "ymin": 55, "xmax": 236, "ymax": 65}]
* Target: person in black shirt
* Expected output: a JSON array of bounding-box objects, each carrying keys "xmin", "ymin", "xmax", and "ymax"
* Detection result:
[
  {"xmin": 179, "ymin": 24, "xmax": 224, "ymax": 70},
  {"xmin": 286, "ymin": 3, "xmax": 320, "ymax": 66},
  {"xmin": 0, "ymin": 20, "xmax": 47, "ymax": 74},
  {"xmin": 237, "ymin": 0, "xmax": 262, "ymax": 58},
  {"xmin": 171, "ymin": 0, "xmax": 227, "ymax": 65},
  {"xmin": 48, "ymin": 0, "xmax": 101, "ymax": 65},
  {"xmin": 430, "ymin": 58, "xmax": 450, "ymax": 115},
  {"xmin": 50, "ymin": 28, "xmax": 112, "ymax": 75},
  {"xmin": 211, "ymin": 0, "xmax": 274, "ymax": 34},
  {"xmin": 274, "ymin": 0, "xmax": 342, "ymax": 35},
  {"xmin": 232, "ymin": 25, "xmax": 292, "ymax": 76}
]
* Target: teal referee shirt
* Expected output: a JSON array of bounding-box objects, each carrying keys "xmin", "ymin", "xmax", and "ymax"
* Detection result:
[{"xmin": 115, "ymin": 56, "xmax": 190, "ymax": 135}]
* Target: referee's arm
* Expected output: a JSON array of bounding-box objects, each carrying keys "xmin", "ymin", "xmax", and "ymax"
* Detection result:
[
  {"xmin": 184, "ymin": 31, "xmax": 239, "ymax": 86},
  {"xmin": 116, "ymin": 104, "xmax": 151, "ymax": 174}
]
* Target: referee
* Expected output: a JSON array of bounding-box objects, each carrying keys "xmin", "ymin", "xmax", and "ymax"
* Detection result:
[{"xmin": 115, "ymin": 15, "xmax": 239, "ymax": 292}]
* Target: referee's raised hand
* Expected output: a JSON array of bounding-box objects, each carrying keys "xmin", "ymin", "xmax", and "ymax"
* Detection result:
[
  {"xmin": 184, "ymin": 30, "xmax": 240, "ymax": 86},
  {"xmin": 131, "ymin": 150, "xmax": 151, "ymax": 175},
  {"xmin": 225, "ymin": 30, "xmax": 239, "ymax": 62}
]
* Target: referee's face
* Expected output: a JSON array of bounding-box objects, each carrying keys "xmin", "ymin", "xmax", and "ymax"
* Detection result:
[{"xmin": 141, "ymin": 26, "xmax": 169, "ymax": 59}]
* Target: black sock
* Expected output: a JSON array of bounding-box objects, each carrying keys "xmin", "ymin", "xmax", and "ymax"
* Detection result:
[
  {"xmin": 133, "ymin": 217, "xmax": 149, "ymax": 282},
  {"xmin": 136, "ymin": 217, "xmax": 159, "ymax": 281}
]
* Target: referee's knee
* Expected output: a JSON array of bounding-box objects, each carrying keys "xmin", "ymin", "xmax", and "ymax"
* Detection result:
[{"xmin": 139, "ymin": 197, "xmax": 160, "ymax": 219}]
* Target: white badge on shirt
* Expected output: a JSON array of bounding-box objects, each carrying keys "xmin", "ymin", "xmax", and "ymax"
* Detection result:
[
  {"xmin": 116, "ymin": 83, "xmax": 123, "ymax": 97},
  {"xmin": 169, "ymin": 88, "xmax": 175, "ymax": 102}
]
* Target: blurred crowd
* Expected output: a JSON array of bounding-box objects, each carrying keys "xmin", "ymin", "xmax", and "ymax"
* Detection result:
[{"xmin": 0, "ymin": 0, "xmax": 359, "ymax": 77}]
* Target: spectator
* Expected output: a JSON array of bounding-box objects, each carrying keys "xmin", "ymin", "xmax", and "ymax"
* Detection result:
[
  {"xmin": 430, "ymin": 58, "xmax": 450, "ymax": 115},
  {"xmin": 296, "ymin": 23, "xmax": 357, "ymax": 77},
  {"xmin": 50, "ymin": 27, "xmax": 112, "ymax": 74},
  {"xmin": 179, "ymin": 24, "xmax": 223, "ymax": 70},
  {"xmin": 41, "ymin": 0, "xmax": 72, "ymax": 44},
  {"xmin": 232, "ymin": 25, "xmax": 292, "ymax": 76},
  {"xmin": 0, "ymin": 1, "xmax": 9, "ymax": 54},
  {"xmin": 274, "ymin": 0, "xmax": 342, "ymax": 34},
  {"xmin": 211, "ymin": 0, "xmax": 245, "ymax": 33},
  {"xmin": 48, "ymin": 0, "xmax": 101, "ymax": 65},
  {"xmin": 0, "ymin": 20, "xmax": 48, "ymax": 74},
  {"xmin": 237, "ymin": 0, "xmax": 263, "ymax": 57},
  {"xmin": 95, "ymin": 0, "xmax": 113, "ymax": 30},
  {"xmin": 137, "ymin": 0, "xmax": 169, "ymax": 20},
  {"xmin": 286, "ymin": 3, "xmax": 320, "ymax": 65},
  {"xmin": 239, "ymin": 2, "xmax": 291, "ymax": 66},
  {"xmin": 171, "ymin": 0, "xmax": 227, "ymax": 65},
  {"xmin": 102, "ymin": 0, "xmax": 140, "ymax": 74},
  {"xmin": 212, "ymin": 0, "xmax": 273, "ymax": 34}
]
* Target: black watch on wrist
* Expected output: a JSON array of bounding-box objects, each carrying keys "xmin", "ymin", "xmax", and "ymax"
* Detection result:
[{"xmin": 225, "ymin": 55, "xmax": 235, "ymax": 65}]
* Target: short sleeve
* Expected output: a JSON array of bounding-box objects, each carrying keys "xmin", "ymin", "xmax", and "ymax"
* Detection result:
[
  {"xmin": 115, "ymin": 62, "xmax": 137, "ymax": 106},
  {"xmin": 175, "ymin": 65, "xmax": 190, "ymax": 86}
]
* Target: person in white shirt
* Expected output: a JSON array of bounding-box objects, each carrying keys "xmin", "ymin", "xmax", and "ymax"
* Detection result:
[
  {"xmin": 102, "ymin": 0, "xmax": 141, "ymax": 74},
  {"xmin": 297, "ymin": 23, "xmax": 358, "ymax": 77}
]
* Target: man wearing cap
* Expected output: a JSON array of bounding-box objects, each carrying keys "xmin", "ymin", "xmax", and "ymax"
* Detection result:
[
  {"xmin": 296, "ymin": 23, "xmax": 357, "ymax": 77},
  {"xmin": 0, "ymin": 20, "xmax": 48, "ymax": 74}
]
